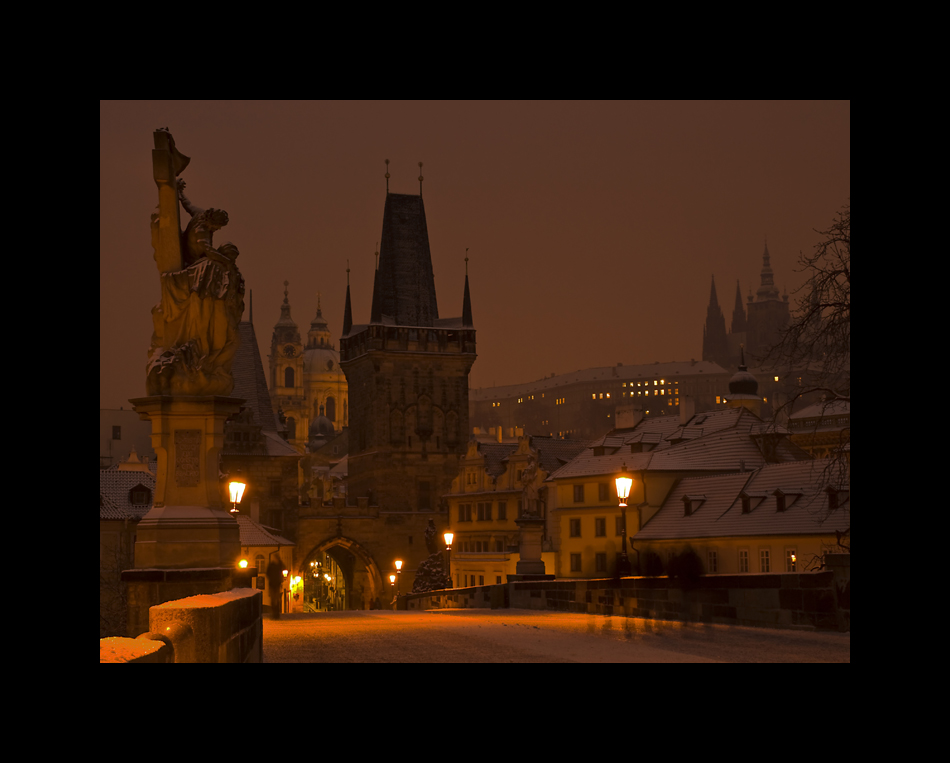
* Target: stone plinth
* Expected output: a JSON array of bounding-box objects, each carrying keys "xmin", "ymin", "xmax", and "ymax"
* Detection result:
[
  {"xmin": 121, "ymin": 395, "xmax": 244, "ymax": 635},
  {"xmin": 515, "ymin": 516, "xmax": 547, "ymax": 575}
]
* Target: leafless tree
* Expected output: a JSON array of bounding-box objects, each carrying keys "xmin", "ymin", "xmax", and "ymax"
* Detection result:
[{"xmin": 768, "ymin": 204, "xmax": 850, "ymax": 547}]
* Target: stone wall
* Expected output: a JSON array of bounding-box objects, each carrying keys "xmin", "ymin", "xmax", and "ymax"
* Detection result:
[
  {"xmin": 403, "ymin": 560, "xmax": 850, "ymax": 631},
  {"xmin": 101, "ymin": 588, "xmax": 263, "ymax": 663}
]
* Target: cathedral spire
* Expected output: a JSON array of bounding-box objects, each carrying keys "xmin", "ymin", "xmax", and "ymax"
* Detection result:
[
  {"xmin": 756, "ymin": 238, "xmax": 779, "ymax": 301},
  {"xmin": 731, "ymin": 279, "xmax": 747, "ymax": 334}
]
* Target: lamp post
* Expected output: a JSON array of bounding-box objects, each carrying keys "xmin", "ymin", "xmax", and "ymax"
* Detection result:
[
  {"xmin": 615, "ymin": 464, "xmax": 633, "ymax": 577},
  {"xmin": 228, "ymin": 471, "xmax": 247, "ymax": 514},
  {"xmin": 394, "ymin": 559, "xmax": 403, "ymax": 597},
  {"xmin": 443, "ymin": 531, "xmax": 454, "ymax": 587}
]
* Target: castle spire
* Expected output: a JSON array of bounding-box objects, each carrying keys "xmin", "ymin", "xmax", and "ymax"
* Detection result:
[
  {"xmin": 731, "ymin": 279, "xmax": 747, "ymax": 334},
  {"xmin": 756, "ymin": 237, "xmax": 779, "ymax": 301}
]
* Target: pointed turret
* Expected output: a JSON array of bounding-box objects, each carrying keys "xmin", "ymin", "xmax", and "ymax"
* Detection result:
[
  {"xmin": 462, "ymin": 254, "xmax": 473, "ymax": 328},
  {"xmin": 342, "ymin": 266, "xmax": 353, "ymax": 337},
  {"xmin": 272, "ymin": 281, "xmax": 301, "ymax": 346},
  {"xmin": 308, "ymin": 292, "xmax": 332, "ymax": 349}
]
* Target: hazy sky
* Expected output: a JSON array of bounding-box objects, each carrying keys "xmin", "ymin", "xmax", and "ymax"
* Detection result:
[{"xmin": 100, "ymin": 100, "xmax": 850, "ymax": 409}]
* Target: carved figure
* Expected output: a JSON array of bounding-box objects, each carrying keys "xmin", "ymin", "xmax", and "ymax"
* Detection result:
[
  {"xmin": 521, "ymin": 460, "xmax": 540, "ymax": 517},
  {"xmin": 146, "ymin": 129, "xmax": 245, "ymax": 396},
  {"xmin": 425, "ymin": 518, "xmax": 439, "ymax": 555}
]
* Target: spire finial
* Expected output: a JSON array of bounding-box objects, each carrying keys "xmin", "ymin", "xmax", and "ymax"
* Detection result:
[
  {"xmin": 346, "ymin": 258, "xmax": 350, "ymax": 286},
  {"xmin": 418, "ymin": 161, "xmax": 424, "ymax": 195},
  {"xmin": 465, "ymin": 247, "xmax": 469, "ymax": 276},
  {"xmin": 385, "ymin": 159, "xmax": 390, "ymax": 193},
  {"xmin": 317, "ymin": 291, "xmax": 322, "ymax": 314},
  {"xmin": 283, "ymin": 280, "xmax": 289, "ymax": 303}
]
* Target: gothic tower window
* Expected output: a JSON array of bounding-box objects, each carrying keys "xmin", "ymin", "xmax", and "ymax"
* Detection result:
[{"xmin": 285, "ymin": 366, "xmax": 295, "ymax": 388}]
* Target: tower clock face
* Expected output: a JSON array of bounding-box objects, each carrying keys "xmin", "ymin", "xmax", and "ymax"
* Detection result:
[{"xmin": 284, "ymin": 345, "xmax": 296, "ymax": 357}]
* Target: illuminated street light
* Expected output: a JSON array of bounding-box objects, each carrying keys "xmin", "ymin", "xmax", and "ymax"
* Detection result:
[
  {"xmin": 615, "ymin": 464, "xmax": 633, "ymax": 577},
  {"xmin": 443, "ymin": 531, "xmax": 454, "ymax": 588},
  {"xmin": 228, "ymin": 471, "xmax": 247, "ymax": 513}
]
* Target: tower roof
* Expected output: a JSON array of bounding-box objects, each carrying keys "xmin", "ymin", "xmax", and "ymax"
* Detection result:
[
  {"xmin": 272, "ymin": 281, "xmax": 301, "ymax": 346},
  {"xmin": 729, "ymin": 347, "xmax": 759, "ymax": 397},
  {"xmin": 372, "ymin": 193, "xmax": 439, "ymax": 327},
  {"xmin": 756, "ymin": 240, "xmax": 780, "ymax": 302}
]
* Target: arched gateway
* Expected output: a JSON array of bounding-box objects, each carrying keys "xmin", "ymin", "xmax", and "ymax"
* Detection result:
[{"xmin": 298, "ymin": 536, "xmax": 385, "ymax": 612}]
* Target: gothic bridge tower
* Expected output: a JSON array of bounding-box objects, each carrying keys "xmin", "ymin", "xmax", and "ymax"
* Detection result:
[{"xmin": 341, "ymin": 189, "xmax": 476, "ymax": 513}]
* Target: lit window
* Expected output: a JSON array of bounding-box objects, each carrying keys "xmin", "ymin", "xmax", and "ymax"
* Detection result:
[
  {"xmin": 774, "ymin": 376, "xmax": 779, "ymax": 382},
  {"xmin": 606, "ymin": 393, "xmax": 610, "ymax": 398},
  {"xmin": 716, "ymin": 396, "xmax": 722, "ymax": 404},
  {"xmin": 592, "ymin": 394, "xmax": 596, "ymax": 400},
  {"xmin": 785, "ymin": 549, "xmax": 797, "ymax": 572}
]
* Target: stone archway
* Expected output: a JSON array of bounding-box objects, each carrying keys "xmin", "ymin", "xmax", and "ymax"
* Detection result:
[{"xmin": 299, "ymin": 536, "xmax": 385, "ymax": 611}]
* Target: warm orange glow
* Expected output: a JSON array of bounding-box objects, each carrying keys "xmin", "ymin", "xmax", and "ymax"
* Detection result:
[
  {"xmin": 228, "ymin": 479, "xmax": 247, "ymax": 504},
  {"xmin": 443, "ymin": 531, "xmax": 454, "ymax": 548},
  {"xmin": 239, "ymin": 559, "xmax": 248, "ymax": 569},
  {"xmin": 615, "ymin": 470, "xmax": 633, "ymax": 507},
  {"xmin": 389, "ymin": 574, "xmax": 396, "ymax": 584},
  {"xmin": 395, "ymin": 559, "xmax": 403, "ymax": 571}
]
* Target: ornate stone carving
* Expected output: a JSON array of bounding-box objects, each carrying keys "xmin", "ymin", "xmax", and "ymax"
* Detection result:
[{"xmin": 146, "ymin": 129, "xmax": 245, "ymax": 396}]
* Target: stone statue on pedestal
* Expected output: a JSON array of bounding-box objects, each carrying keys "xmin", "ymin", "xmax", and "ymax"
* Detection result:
[{"xmin": 146, "ymin": 128, "xmax": 245, "ymax": 397}]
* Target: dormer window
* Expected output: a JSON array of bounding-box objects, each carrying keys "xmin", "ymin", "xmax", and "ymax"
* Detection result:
[
  {"xmin": 682, "ymin": 494, "xmax": 706, "ymax": 516},
  {"xmin": 739, "ymin": 492, "xmax": 766, "ymax": 514},
  {"xmin": 773, "ymin": 488, "xmax": 803, "ymax": 512},
  {"xmin": 129, "ymin": 484, "xmax": 152, "ymax": 506}
]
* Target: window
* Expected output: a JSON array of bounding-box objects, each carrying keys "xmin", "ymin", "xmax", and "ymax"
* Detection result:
[
  {"xmin": 419, "ymin": 481, "xmax": 431, "ymax": 511},
  {"xmin": 256, "ymin": 555, "xmax": 266, "ymax": 573},
  {"xmin": 497, "ymin": 501, "xmax": 507, "ymax": 520},
  {"xmin": 494, "ymin": 540, "xmax": 504, "ymax": 552},
  {"xmin": 479, "ymin": 575, "xmax": 484, "ymax": 586},
  {"xmin": 573, "ymin": 484, "xmax": 584, "ymax": 503},
  {"xmin": 760, "ymin": 549, "xmax": 771, "ymax": 573},
  {"xmin": 459, "ymin": 503, "xmax": 472, "ymax": 522},
  {"xmin": 477, "ymin": 502, "xmax": 492, "ymax": 521},
  {"xmin": 598, "ymin": 483, "xmax": 609, "ymax": 502},
  {"xmin": 112, "ymin": 426, "xmax": 121, "ymax": 440},
  {"xmin": 707, "ymin": 550, "xmax": 718, "ymax": 573},
  {"xmin": 738, "ymin": 549, "xmax": 749, "ymax": 573},
  {"xmin": 129, "ymin": 484, "xmax": 151, "ymax": 506},
  {"xmin": 284, "ymin": 366, "xmax": 295, "ymax": 388},
  {"xmin": 595, "ymin": 553, "xmax": 607, "ymax": 572},
  {"xmin": 325, "ymin": 396, "xmax": 336, "ymax": 422},
  {"xmin": 570, "ymin": 553, "xmax": 582, "ymax": 572},
  {"xmin": 496, "ymin": 576, "xmax": 502, "ymax": 584},
  {"xmin": 786, "ymin": 549, "xmax": 797, "ymax": 572},
  {"xmin": 595, "ymin": 518, "xmax": 606, "ymax": 537},
  {"xmin": 569, "ymin": 518, "xmax": 581, "ymax": 537}
]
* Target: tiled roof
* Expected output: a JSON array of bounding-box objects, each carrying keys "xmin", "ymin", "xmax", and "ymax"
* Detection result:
[
  {"xmin": 235, "ymin": 515, "xmax": 295, "ymax": 547},
  {"xmin": 99, "ymin": 468, "xmax": 155, "ymax": 520},
  {"xmin": 232, "ymin": 321, "xmax": 280, "ymax": 434},
  {"xmin": 636, "ymin": 460, "xmax": 850, "ymax": 540},
  {"xmin": 548, "ymin": 450, "xmax": 654, "ymax": 481}
]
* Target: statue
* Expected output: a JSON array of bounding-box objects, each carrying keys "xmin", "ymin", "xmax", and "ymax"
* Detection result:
[
  {"xmin": 520, "ymin": 459, "xmax": 540, "ymax": 517},
  {"xmin": 145, "ymin": 129, "xmax": 245, "ymax": 396}
]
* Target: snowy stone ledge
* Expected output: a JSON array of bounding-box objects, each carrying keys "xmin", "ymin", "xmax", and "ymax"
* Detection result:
[{"xmin": 101, "ymin": 588, "xmax": 263, "ymax": 663}]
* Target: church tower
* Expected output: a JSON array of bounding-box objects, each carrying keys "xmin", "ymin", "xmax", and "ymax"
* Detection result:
[
  {"xmin": 745, "ymin": 240, "xmax": 790, "ymax": 362},
  {"xmin": 269, "ymin": 282, "xmax": 306, "ymax": 451},
  {"xmin": 340, "ymin": 190, "xmax": 476, "ymax": 511},
  {"xmin": 702, "ymin": 275, "xmax": 729, "ymax": 368}
]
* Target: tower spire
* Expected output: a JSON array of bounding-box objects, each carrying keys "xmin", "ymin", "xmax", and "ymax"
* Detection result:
[
  {"xmin": 462, "ymin": 249, "xmax": 473, "ymax": 327},
  {"xmin": 385, "ymin": 159, "xmax": 390, "ymax": 194},
  {"xmin": 342, "ymin": 262, "xmax": 353, "ymax": 337},
  {"xmin": 418, "ymin": 162, "xmax": 424, "ymax": 196}
]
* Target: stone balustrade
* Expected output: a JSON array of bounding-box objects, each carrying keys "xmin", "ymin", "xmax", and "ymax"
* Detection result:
[{"xmin": 100, "ymin": 588, "xmax": 263, "ymax": 663}]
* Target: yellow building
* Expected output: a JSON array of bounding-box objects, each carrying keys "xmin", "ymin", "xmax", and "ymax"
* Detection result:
[
  {"xmin": 788, "ymin": 399, "xmax": 850, "ymax": 459},
  {"xmin": 444, "ymin": 436, "xmax": 586, "ymax": 587},
  {"xmin": 548, "ymin": 405, "xmax": 815, "ymax": 578}
]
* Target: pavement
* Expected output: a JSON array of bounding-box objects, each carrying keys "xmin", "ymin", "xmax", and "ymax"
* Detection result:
[{"xmin": 262, "ymin": 609, "xmax": 850, "ymax": 663}]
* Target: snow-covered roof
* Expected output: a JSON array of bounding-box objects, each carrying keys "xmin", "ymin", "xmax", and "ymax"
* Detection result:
[
  {"xmin": 100, "ymin": 468, "xmax": 155, "ymax": 520},
  {"xmin": 235, "ymin": 515, "xmax": 295, "ymax": 547},
  {"xmin": 636, "ymin": 460, "xmax": 850, "ymax": 541}
]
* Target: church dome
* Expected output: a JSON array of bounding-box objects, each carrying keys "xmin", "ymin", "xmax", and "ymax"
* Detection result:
[
  {"xmin": 303, "ymin": 345, "xmax": 341, "ymax": 375},
  {"xmin": 729, "ymin": 349, "xmax": 758, "ymax": 397}
]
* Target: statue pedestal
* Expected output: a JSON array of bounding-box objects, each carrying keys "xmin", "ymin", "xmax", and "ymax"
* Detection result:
[
  {"xmin": 121, "ymin": 395, "xmax": 244, "ymax": 636},
  {"xmin": 514, "ymin": 516, "xmax": 547, "ymax": 576}
]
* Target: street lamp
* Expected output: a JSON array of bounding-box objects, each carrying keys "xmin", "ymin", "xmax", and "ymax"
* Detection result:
[
  {"xmin": 443, "ymin": 531, "xmax": 454, "ymax": 587},
  {"xmin": 615, "ymin": 464, "xmax": 633, "ymax": 577},
  {"xmin": 228, "ymin": 471, "xmax": 247, "ymax": 513},
  {"xmin": 394, "ymin": 559, "xmax": 403, "ymax": 597}
]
